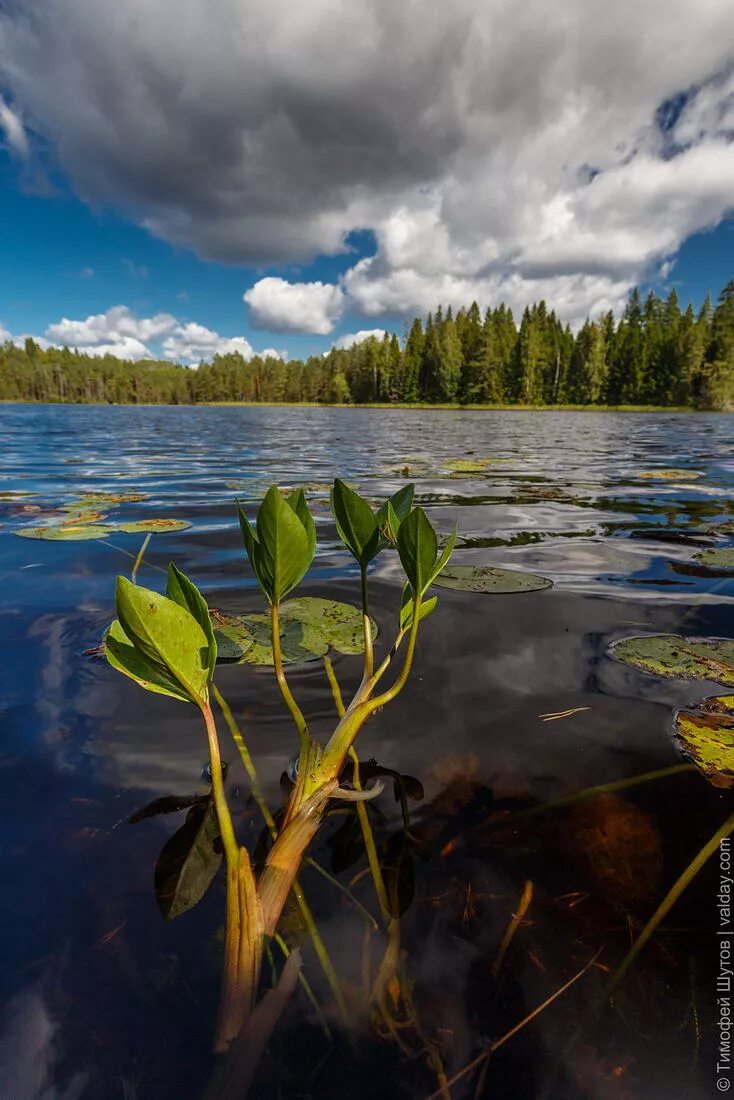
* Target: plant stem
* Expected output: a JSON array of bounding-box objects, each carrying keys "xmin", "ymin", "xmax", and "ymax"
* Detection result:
[
  {"xmin": 324, "ymin": 655, "xmax": 346, "ymax": 718},
  {"xmin": 604, "ymin": 810, "xmax": 734, "ymax": 997},
  {"xmin": 213, "ymin": 682, "xmax": 351, "ymax": 1020},
  {"xmin": 212, "ymin": 683, "xmax": 277, "ymax": 834},
  {"xmin": 200, "ymin": 699, "xmax": 243, "ymax": 1051},
  {"xmin": 360, "ymin": 564, "xmax": 374, "ymax": 681},
  {"xmin": 349, "ymin": 747, "xmax": 391, "ymax": 924},
  {"xmin": 130, "ymin": 533, "xmax": 152, "ymax": 583},
  {"xmin": 271, "ymin": 601, "xmax": 309, "ymax": 753}
]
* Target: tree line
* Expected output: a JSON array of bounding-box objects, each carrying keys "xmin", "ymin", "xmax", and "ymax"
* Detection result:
[{"xmin": 2, "ymin": 281, "xmax": 733, "ymax": 409}]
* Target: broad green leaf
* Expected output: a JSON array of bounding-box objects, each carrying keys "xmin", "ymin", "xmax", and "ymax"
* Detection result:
[
  {"xmin": 154, "ymin": 794, "xmax": 223, "ymax": 919},
  {"xmin": 115, "ymin": 577, "xmax": 211, "ymax": 703},
  {"xmin": 255, "ymin": 486, "xmax": 313, "ymax": 602},
  {"xmin": 287, "ymin": 489, "xmax": 317, "ymax": 563},
  {"xmin": 331, "ymin": 479, "xmax": 379, "ymax": 565},
  {"xmin": 105, "ymin": 619, "xmax": 192, "ymax": 703},
  {"xmin": 692, "ymin": 548, "xmax": 734, "ymax": 573},
  {"xmin": 166, "ymin": 564, "xmax": 217, "ymax": 680},
  {"xmin": 396, "ymin": 507, "xmax": 438, "ymax": 595},
  {"xmin": 426, "ymin": 525, "xmax": 457, "ymax": 588},
  {"xmin": 674, "ymin": 696, "xmax": 734, "ymax": 789},
  {"xmin": 376, "ymin": 484, "xmax": 415, "ymax": 546},
  {"xmin": 610, "ymin": 634, "xmax": 734, "ymax": 687},
  {"xmin": 432, "ymin": 564, "xmax": 552, "ymax": 594},
  {"xmin": 399, "ymin": 584, "xmax": 437, "ymax": 630}
]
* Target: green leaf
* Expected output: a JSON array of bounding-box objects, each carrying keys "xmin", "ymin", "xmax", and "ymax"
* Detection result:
[
  {"xmin": 166, "ymin": 564, "xmax": 217, "ymax": 680},
  {"xmin": 154, "ymin": 794, "xmax": 223, "ymax": 919},
  {"xmin": 673, "ymin": 696, "xmax": 734, "ymax": 789},
  {"xmin": 112, "ymin": 519, "xmax": 191, "ymax": 534},
  {"xmin": 287, "ymin": 489, "xmax": 317, "ymax": 564},
  {"xmin": 115, "ymin": 576, "xmax": 211, "ymax": 704},
  {"xmin": 105, "ymin": 619, "xmax": 192, "ymax": 703},
  {"xmin": 426, "ymin": 525, "xmax": 457, "ymax": 588},
  {"xmin": 14, "ymin": 524, "xmax": 111, "ymax": 541},
  {"xmin": 432, "ymin": 564, "xmax": 552, "ymax": 594},
  {"xmin": 331, "ymin": 479, "xmax": 380, "ymax": 565},
  {"xmin": 396, "ymin": 507, "xmax": 438, "ymax": 595},
  {"xmin": 610, "ymin": 634, "xmax": 734, "ymax": 687},
  {"xmin": 255, "ymin": 486, "xmax": 313, "ymax": 602},
  {"xmin": 376, "ymin": 484, "xmax": 415, "ymax": 546},
  {"xmin": 692, "ymin": 548, "xmax": 734, "ymax": 573},
  {"xmin": 211, "ymin": 597, "xmax": 377, "ymax": 665},
  {"xmin": 399, "ymin": 584, "xmax": 437, "ymax": 630}
]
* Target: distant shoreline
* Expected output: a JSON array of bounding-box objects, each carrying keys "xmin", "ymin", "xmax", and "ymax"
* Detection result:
[{"xmin": 0, "ymin": 399, "xmax": 710, "ymax": 412}]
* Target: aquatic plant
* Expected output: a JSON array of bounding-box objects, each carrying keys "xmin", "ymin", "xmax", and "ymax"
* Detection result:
[{"xmin": 105, "ymin": 480, "xmax": 456, "ymax": 1060}]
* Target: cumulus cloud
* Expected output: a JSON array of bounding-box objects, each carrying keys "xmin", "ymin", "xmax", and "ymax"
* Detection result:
[
  {"xmin": 245, "ymin": 278, "xmax": 345, "ymax": 334},
  {"xmin": 332, "ymin": 328, "xmax": 387, "ymax": 350},
  {"xmin": 45, "ymin": 305, "xmax": 176, "ymax": 348},
  {"xmin": 161, "ymin": 322, "xmax": 255, "ymax": 363},
  {"xmin": 0, "ymin": 96, "xmax": 28, "ymax": 159},
  {"xmin": 1, "ymin": 0, "xmax": 733, "ymax": 326}
]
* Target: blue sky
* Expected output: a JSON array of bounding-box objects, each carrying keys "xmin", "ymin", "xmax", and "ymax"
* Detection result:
[{"xmin": 0, "ymin": 1, "xmax": 733, "ymax": 363}]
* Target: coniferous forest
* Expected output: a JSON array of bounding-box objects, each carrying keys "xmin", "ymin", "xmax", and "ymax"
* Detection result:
[{"xmin": 2, "ymin": 281, "xmax": 734, "ymax": 409}]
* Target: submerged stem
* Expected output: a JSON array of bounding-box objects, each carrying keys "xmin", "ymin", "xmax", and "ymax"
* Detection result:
[{"xmin": 604, "ymin": 810, "xmax": 734, "ymax": 997}]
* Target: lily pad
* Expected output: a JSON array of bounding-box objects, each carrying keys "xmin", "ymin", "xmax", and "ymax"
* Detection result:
[
  {"xmin": 212, "ymin": 597, "xmax": 377, "ymax": 665},
  {"xmin": 431, "ymin": 564, "xmax": 553, "ymax": 594},
  {"xmin": 78, "ymin": 491, "xmax": 150, "ymax": 505},
  {"xmin": 636, "ymin": 469, "xmax": 703, "ymax": 481},
  {"xmin": 443, "ymin": 458, "xmax": 507, "ymax": 475},
  {"xmin": 691, "ymin": 548, "xmax": 734, "ymax": 573},
  {"xmin": 14, "ymin": 524, "xmax": 111, "ymax": 541},
  {"xmin": 112, "ymin": 519, "xmax": 191, "ymax": 534},
  {"xmin": 673, "ymin": 697, "xmax": 734, "ymax": 789},
  {"xmin": 610, "ymin": 634, "xmax": 734, "ymax": 687}
]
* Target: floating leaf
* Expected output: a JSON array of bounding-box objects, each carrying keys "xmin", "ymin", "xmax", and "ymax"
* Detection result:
[
  {"xmin": 636, "ymin": 469, "xmax": 703, "ymax": 480},
  {"xmin": 432, "ymin": 564, "xmax": 552, "ymax": 594},
  {"xmin": 112, "ymin": 519, "xmax": 191, "ymax": 533},
  {"xmin": 14, "ymin": 524, "xmax": 111, "ymax": 541},
  {"xmin": 212, "ymin": 597, "xmax": 376, "ymax": 665},
  {"xmin": 691, "ymin": 548, "xmax": 734, "ymax": 573},
  {"xmin": 444, "ymin": 457, "xmax": 507, "ymax": 475},
  {"xmin": 281, "ymin": 596, "xmax": 376, "ymax": 655},
  {"xmin": 154, "ymin": 795, "xmax": 223, "ymax": 919},
  {"xmin": 610, "ymin": 634, "xmax": 734, "ymax": 687},
  {"xmin": 77, "ymin": 491, "xmax": 150, "ymax": 505},
  {"xmin": 674, "ymin": 697, "xmax": 734, "ymax": 789}
]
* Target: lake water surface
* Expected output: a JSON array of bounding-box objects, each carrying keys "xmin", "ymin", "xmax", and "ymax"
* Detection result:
[{"xmin": 1, "ymin": 404, "xmax": 733, "ymax": 1099}]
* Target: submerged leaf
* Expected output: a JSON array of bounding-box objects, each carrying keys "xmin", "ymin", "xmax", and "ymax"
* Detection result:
[
  {"xmin": 610, "ymin": 634, "xmax": 734, "ymax": 687},
  {"xmin": 674, "ymin": 697, "xmax": 734, "ymax": 789},
  {"xmin": 154, "ymin": 795, "xmax": 223, "ymax": 919},
  {"xmin": 432, "ymin": 564, "xmax": 552, "ymax": 594},
  {"xmin": 129, "ymin": 793, "xmax": 208, "ymax": 823}
]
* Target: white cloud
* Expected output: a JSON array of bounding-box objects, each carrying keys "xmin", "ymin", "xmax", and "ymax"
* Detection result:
[
  {"xmin": 161, "ymin": 322, "xmax": 255, "ymax": 364},
  {"xmin": 245, "ymin": 278, "xmax": 345, "ymax": 334},
  {"xmin": 0, "ymin": 1, "xmax": 733, "ymax": 325},
  {"xmin": 0, "ymin": 96, "xmax": 28, "ymax": 159},
  {"xmin": 83, "ymin": 337, "xmax": 152, "ymax": 359},
  {"xmin": 332, "ymin": 328, "xmax": 387, "ymax": 350},
  {"xmin": 0, "ymin": 323, "xmax": 11, "ymax": 342},
  {"xmin": 45, "ymin": 305, "xmax": 176, "ymax": 348}
]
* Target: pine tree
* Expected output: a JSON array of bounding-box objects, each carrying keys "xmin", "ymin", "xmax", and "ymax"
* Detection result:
[{"xmin": 699, "ymin": 281, "xmax": 734, "ymax": 409}]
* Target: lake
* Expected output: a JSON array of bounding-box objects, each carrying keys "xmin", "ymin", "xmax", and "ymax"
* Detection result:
[{"xmin": 1, "ymin": 403, "xmax": 733, "ymax": 1099}]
